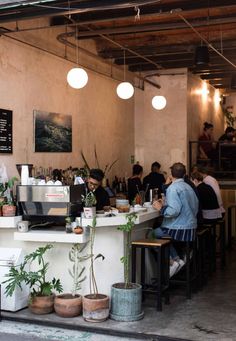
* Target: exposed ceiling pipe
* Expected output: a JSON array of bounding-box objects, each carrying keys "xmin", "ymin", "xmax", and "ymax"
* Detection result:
[{"xmin": 0, "ymin": 0, "xmax": 161, "ymax": 21}]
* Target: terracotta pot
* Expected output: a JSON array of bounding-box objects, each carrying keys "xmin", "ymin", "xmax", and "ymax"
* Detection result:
[
  {"xmin": 2, "ymin": 205, "xmax": 16, "ymax": 217},
  {"xmin": 83, "ymin": 294, "xmax": 109, "ymax": 322},
  {"xmin": 54, "ymin": 294, "xmax": 82, "ymax": 317},
  {"xmin": 28, "ymin": 294, "xmax": 54, "ymax": 315}
]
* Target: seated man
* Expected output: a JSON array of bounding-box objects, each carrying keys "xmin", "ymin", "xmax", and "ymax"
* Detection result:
[
  {"xmin": 143, "ymin": 161, "xmax": 165, "ymax": 201},
  {"xmin": 191, "ymin": 171, "xmax": 222, "ymax": 224},
  {"xmin": 86, "ymin": 168, "xmax": 110, "ymax": 211},
  {"xmin": 152, "ymin": 163, "xmax": 199, "ymax": 277}
]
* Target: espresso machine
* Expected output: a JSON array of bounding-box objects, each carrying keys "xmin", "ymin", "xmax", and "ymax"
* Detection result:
[{"xmin": 16, "ymin": 185, "xmax": 85, "ymax": 230}]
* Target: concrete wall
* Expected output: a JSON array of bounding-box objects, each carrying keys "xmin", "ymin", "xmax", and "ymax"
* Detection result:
[
  {"xmin": 0, "ymin": 34, "xmax": 134, "ymax": 180},
  {"xmin": 134, "ymin": 70, "xmax": 225, "ymax": 178},
  {"xmin": 135, "ymin": 71, "xmax": 187, "ymax": 177}
]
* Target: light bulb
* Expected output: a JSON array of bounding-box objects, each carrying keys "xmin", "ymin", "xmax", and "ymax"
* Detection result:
[
  {"xmin": 116, "ymin": 82, "xmax": 134, "ymax": 99},
  {"xmin": 67, "ymin": 67, "xmax": 88, "ymax": 89},
  {"xmin": 152, "ymin": 96, "xmax": 167, "ymax": 110}
]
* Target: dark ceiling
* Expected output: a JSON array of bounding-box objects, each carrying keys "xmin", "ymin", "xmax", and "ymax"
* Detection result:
[{"xmin": 1, "ymin": 0, "xmax": 236, "ymax": 93}]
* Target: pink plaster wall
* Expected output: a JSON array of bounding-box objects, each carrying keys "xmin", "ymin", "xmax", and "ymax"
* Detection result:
[{"xmin": 0, "ymin": 36, "xmax": 134, "ymax": 180}]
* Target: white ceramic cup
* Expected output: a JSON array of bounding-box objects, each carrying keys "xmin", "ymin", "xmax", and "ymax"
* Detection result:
[{"xmin": 17, "ymin": 220, "xmax": 29, "ymax": 233}]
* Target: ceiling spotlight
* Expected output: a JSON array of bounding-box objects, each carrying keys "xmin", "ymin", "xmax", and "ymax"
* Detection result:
[
  {"xmin": 152, "ymin": 96, "xmax": 167, "ymax": 110},
  {"xmin": 231, "ymin": 75, "xmax": 236, "ymax": 89},
  {"xmin": 194, "ymin": 46, "xmax": 210, "ymax": 65}
]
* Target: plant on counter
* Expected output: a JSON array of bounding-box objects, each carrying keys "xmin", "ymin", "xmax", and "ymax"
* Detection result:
[
  {"xmin": 82, "ymin": 191, "xmax": 97, "ymax": 218},
  {"xmin": 54, "ymin": 242, "xmax": 91, "ymax": 317},
  {"xmin": 110, "ymin": 212, "xmax": 144, "ymax": 322},
  {"xmin": 82, "ymin": 217, "xmax": 110, "ymax": 322},
  {"xmin": 3, "ymin": 244, "xmax": 63, "ymax": 314},
  {"xmin": 1, "ymin": 176, "xmax": 18, "ymax": 216},
  {"xmin": 81, "ymin": 191, "xmax": 97, "ymax": 208}
]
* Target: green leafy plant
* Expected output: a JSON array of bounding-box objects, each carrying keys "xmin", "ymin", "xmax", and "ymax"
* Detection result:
[
  {"xmin": 68, "ymin": 243, "xmax": 91, "ymax": 296},
  {"xmin": 3, "ymin": 244, "xmax": 63, "ymax": 298},
  {"xmin": 88, "ymin": 217, "xmax": 105, "ymax": 297},
  {"xmin": 222, "ymin": 105, "xmax": 235, "ymax": 127},
  {"xmin": 118, "ymin": 213, "xmax": 137, "ymax": 289},
  {"xmin": 82, "ymin": 191, "xmax": 97, "ymax": 207},
  {"xmin": 81, "ymin": 145, "xmax": 118, "ymax": 177},
  {"xmin": 0, "ymin": 176, "xmax": 18, "ymax": 199}
]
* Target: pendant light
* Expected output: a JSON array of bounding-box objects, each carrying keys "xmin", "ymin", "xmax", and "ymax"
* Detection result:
[
  {"xmin": 67, "ymin": 25, "xmax": 88, "ymax": 89},
  {"xmin": 116, "ymin": 50, "xmax": 134, "ymax": 99},
  {"xmin": 152, "ymin": 95, "xmax": 167, "ymax": 110}
]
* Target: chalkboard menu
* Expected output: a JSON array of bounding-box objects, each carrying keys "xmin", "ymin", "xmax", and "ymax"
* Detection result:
[{"xmin": 0, "ymin": 108, "xmax": 12, "ymax": 153}]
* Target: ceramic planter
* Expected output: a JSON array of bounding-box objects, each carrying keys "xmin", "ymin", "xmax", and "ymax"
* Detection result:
[
  {"xmin": 28, "ymin": 294, "xmax": 54, "ymax": 314},
  {"xmin": 83, "ymin": 206, "xmax": 96, "ymax": 218},
  {"xmin": 82, "ymin": 294, "xmax": 109, "ymax": 322},
  {"xmin": 54, "ymin": 293, "xmax": 82, "ymax": 317},
  {"xmin": 110, "ymin": 283, "xmax": 144, "ymax": 321}
]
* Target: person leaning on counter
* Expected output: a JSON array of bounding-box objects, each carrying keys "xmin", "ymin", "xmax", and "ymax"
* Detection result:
[{"xmin": 86, "ymin": 168, "xmax": 110, "ymax": 211}]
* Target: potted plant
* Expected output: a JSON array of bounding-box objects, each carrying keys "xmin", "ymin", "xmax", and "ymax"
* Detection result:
[
  {"xmin": 82, "ymin": 217, "xmax": 110, "ymax": 322},
  {"xmin": 54, "ymin": 242, "xmax": 90, "ymax": 317},
  {"xmin": 110, "ymin": 212, "xmax": 144, "ymax": 321},
  {"xmin": 1, "ymin": 176, "xmax": 18, "ymax": 217},
  {"xmin": 3, "ymin": 244, "xmax": 63, "ymax": 314},
  {"xmin": 82, "ymin": 191, "xmax": 97, "ymax": 218}
]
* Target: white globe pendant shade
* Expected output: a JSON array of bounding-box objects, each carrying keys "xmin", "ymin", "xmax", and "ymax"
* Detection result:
[
  {"xmin": 152, "ymin": 95, "xmax": 167, "ymax": 110},
  {"xmin": 116, "ymin": 82, "xmax": 134, "ymax": 99},
  {"xmin": 67, "ymin": 67, "xmax": 88, "ymax": 89}
]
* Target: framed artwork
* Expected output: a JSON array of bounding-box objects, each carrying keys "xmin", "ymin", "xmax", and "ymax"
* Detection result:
[{"xmin": 34, "ymin": 110, "xmax": 72, "ymax": 152}]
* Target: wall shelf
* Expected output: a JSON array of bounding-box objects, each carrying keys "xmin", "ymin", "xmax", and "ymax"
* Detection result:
[{"xmin": 14, "ymin": 230, "xmax": 89, "ymax": 244}]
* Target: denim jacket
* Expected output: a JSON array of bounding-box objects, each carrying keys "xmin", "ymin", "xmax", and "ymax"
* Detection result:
[{"xmin": 161, "ymin": 178, "xmax": 198, "ymax": 230}]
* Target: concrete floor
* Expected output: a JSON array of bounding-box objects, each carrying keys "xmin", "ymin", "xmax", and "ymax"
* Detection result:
[{"xmin": 1, "ymin": 244, "xmax": 236, "ymax": 341}]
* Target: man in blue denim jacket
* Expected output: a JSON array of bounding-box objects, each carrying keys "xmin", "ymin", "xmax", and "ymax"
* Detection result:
[{"xmin": 153, "ymin": 162, "xmax": 198, "ymax": 276}]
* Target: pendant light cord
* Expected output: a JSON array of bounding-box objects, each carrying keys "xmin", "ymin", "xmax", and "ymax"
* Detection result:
[{"xmin": 123, "ymin": 49, "xmax": 126, "ymax": 81}]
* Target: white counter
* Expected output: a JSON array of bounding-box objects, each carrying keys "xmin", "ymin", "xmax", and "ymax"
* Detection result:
[{"xmin": 2, "ymin": 209, "xmax": 159, "ymax": 296}]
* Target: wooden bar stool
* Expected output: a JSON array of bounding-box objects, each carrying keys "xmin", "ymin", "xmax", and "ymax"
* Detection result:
[
  {"xmin": 196, "ymin": 228, "xmax": 210, "ymax": 288},
  {"xmin": 227, "ymin": 205, "xmax": 236, "ymax": 250},
  {"xmin": 131, "ymin": 239, "xmax": 170, "ymax": 311},
  {"xmin": 170, "ymin": 240, "xmax": 197, "ymax": 299},
  {"xmin": 216, "ymin": 218, "xmax": 226, "ymax": 268}
]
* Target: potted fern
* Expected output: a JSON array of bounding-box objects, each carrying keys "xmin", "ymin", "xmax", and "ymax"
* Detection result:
[
  {"xmin": 110, "ymin": 213, "xmax": 144, "ymax": 321},
  {"xmin": 82, "ymin": 217, "xmax": 110, "ymax": 322},
  {"xmin": 82, "ymin": 191, "xmax": 97, "ymax": 218},
  {"xmin": 54, "ymin": 242, "xmax": 90, "ymax": 317},
  {"xmin": 3, "ymin": 244, "xmax": 63, "ymax": 314}
]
